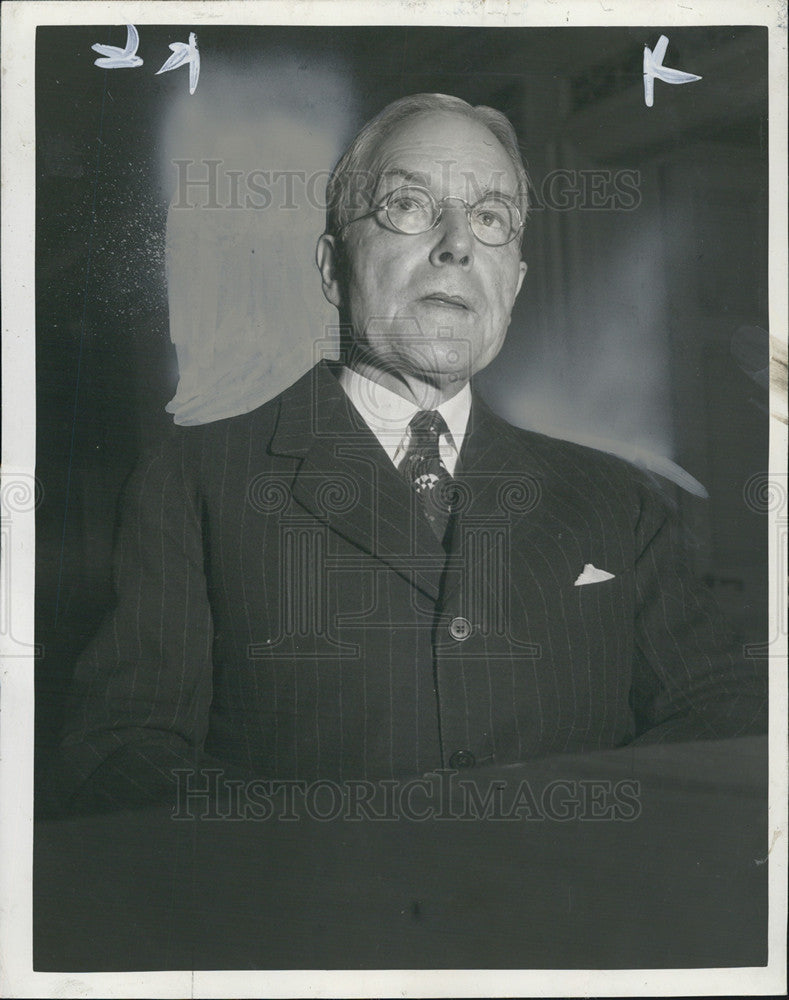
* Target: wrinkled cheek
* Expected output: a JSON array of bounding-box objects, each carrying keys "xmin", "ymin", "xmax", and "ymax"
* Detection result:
[
  {"xmin": 498, "ymin": 273, "xmax": 521, "ymax": 318},
  {"xmin": 346, "ymin": 273, "xmax": 380, "ymax": 334}
]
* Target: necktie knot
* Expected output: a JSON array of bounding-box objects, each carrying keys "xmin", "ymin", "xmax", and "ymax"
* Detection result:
[
  {"xmin": 402, "ymin": 410, "xmax": 450, "ymax": 480},
  {"xmin": 407, "ymin": 409, "xmax": 448, "ymax": 447}
]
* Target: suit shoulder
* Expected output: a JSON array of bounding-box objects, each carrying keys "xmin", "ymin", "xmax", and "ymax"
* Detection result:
[
  {"xmin": 125, "ymin": 364, "xmax": 328, "ymax": 502},
  {"xmin": 489, "ymin": 408, "xmax": 639, "ymax": 481},
  {"xmin": 482, "ymin": 405, "xmax": 671, "ymax": 513},
  {"xmin": 165, "ymin": 361, "xmax": 326, "ymax": 456},
  {"xmin": 156, "ymin": 387, "xmax": 285, "ymax": 465}
]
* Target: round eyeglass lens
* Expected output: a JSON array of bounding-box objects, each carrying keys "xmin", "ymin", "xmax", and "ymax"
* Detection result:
[
  {"xmin": 469, "ymin": 196, "xmax": 520, "ymax": 245},
  {"xmin": 385, "ymin": 187, "xmax": 436, "ymax": 233}
]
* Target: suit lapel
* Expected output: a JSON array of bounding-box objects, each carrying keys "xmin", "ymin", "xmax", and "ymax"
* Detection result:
[
  {"xmin": 440, "ymin": 392, "xmax": 547, "ymax": 607},
  {"xmin": 270, "ymin": 361, "xmax": 446, "ymax": 601}
]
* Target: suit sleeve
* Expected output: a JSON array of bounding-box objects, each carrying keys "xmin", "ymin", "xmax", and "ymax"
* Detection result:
[
  {"xmin": 45, "ymin": 436, "xmax": 223, "ymax": 814},
  {"xmin": 628, "ymin": 476, "xmax": 768, "ymax": 744}
]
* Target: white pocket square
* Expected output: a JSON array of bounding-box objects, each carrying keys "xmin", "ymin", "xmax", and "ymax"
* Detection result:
[{"xmin": 574, "ymin": 563, "xmax": 615, "ymax": 586}]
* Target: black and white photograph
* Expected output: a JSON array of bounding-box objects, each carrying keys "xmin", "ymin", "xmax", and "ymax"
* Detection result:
[{"xmin": 1, "ymin": 0, "xmax": 786, "ymax": 995}]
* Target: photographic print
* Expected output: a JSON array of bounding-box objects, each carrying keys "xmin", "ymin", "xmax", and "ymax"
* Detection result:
[{"xmin": 1, "ymin": 1, "xmax": 786, "ymax": 996}]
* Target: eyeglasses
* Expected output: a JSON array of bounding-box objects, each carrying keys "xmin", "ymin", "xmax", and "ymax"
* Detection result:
[{"xmin": 338, "ymin": 184, "xmax": 524, "ymax": 247}]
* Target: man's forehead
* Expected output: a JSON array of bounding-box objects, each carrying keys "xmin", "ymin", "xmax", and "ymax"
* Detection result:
[
  {"xmin": 374, "ymin": 165, "xmax": 517, "ymax": 203},
  {"xmin": 371, "ymin": 122, "xmax": 519, "ymax": 196}
]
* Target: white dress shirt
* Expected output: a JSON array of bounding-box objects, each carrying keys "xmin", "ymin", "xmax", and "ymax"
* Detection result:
[{"xmin": 338, "ymin": 366, "xmax": 471, "ymax": 476}]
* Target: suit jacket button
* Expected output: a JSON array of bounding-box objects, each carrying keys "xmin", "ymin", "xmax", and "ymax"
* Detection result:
[
  {"xmin": 449, "ymin": 616, "xmax": 472, "ymax": 640},
  {"xmin": 449, "ymin": 749, "xmax": 476, "ymax": 769}
]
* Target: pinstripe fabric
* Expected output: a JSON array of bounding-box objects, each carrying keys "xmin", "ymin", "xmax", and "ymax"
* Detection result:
[{"xmin": 53, "ymin": 360, "xmax": 767, "ymax": 810}]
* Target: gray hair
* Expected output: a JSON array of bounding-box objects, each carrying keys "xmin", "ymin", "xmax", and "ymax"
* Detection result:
[{"xmin": 324, "ymin": 93, "xmax": 530, "ymax": 241}]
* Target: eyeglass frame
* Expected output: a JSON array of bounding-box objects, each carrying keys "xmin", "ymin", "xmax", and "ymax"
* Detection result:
[{"xmin": 336, "ymin": 184, "xmax": 525, "ymax": 247}]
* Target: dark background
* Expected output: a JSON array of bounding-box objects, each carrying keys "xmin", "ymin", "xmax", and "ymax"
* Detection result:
[{"xmin": 35, "ymin": 24, "xmax": 769, "ymax": 776}]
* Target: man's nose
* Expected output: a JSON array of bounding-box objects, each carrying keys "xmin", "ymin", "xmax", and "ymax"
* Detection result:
[{"xmin": 428, "ymin": 200, "xmax": 474, "ymax": 268}]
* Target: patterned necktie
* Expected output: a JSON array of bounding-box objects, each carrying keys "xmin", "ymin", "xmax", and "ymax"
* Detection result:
[{"xmin": 401, "ymin": 409, "xmax": 455, "ymax": 546}]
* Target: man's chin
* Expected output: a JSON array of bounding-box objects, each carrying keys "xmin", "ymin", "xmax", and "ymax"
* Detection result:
[
  {"xmin": 395, "ymin": 343, "xmax": 471, "ymax": 383},
  {"xmin": 355, "ymin": 318, "xmax": 485, "ymax": 384}
]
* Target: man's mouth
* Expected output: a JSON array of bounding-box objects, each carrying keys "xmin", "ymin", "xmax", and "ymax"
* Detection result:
[{"xmin": 420, "ymin": 292, "xmax": 471, "ymax": 311}]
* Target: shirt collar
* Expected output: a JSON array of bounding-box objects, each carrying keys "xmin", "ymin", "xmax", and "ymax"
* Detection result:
[{"xmin": 337, "ymin": 365, "xmax": 472, "ymax": 469}]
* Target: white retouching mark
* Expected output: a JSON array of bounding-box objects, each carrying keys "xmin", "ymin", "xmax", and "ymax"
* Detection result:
[
  {"xmin": 754, "ymin": 828, "xmax": 782, "ymax": 865},
  {"xmin": 156, "ymin": 31, "xmax": 201, "ymax": 95},
  {"xmin": 643, "ymin": 34, "xmax": 702, "ymax": 108},
  {"xmin": 91, "ymin": 23, "xmax": 143, "ymax": 69}
]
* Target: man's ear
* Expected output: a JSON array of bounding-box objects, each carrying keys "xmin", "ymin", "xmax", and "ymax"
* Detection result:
[
  {"xmin": 515, "ymin": 260, "xmax": 528, "ymax": 297},
  {"xmin": 316, "ymin": 234, "xmax": 343, "ymax": 309}
]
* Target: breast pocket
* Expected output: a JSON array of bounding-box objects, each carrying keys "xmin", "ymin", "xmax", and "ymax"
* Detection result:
[
  {"xmin": 571, "ymin": 563, "xmax": 632, "ymax": 606},
  {"xmin": 567, "ymin": 565, "xmax": 635, "ymax": 662}
]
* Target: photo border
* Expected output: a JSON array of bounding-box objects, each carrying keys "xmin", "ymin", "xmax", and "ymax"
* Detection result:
[{"xmin": 2, "ymin": 1, "xmax": 786, "ymax": 996}]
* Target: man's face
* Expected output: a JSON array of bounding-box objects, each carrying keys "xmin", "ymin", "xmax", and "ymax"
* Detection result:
[{"xmin": 320, "ymin": 111, "xmax": 528, "ymax": 390}]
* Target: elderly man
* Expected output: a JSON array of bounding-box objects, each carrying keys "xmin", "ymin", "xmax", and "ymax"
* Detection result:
[{"xmin": 52, "ymin": 94, "xmax": 766, "ymax": 811}]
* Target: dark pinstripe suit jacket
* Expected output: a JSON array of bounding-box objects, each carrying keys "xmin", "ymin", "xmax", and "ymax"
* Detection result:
[{"xmin": 56, "ymin": 360, "xmax": 767, "ymax": 809}]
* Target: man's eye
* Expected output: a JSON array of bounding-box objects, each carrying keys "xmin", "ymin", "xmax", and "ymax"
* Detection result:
[
  {"xmin": 390, "ymin": 196, "xmax": 422, "ymax": 212},
  {"xmin": 474, "ymin": 208, "xmax": 507, "ymax": 230}
]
